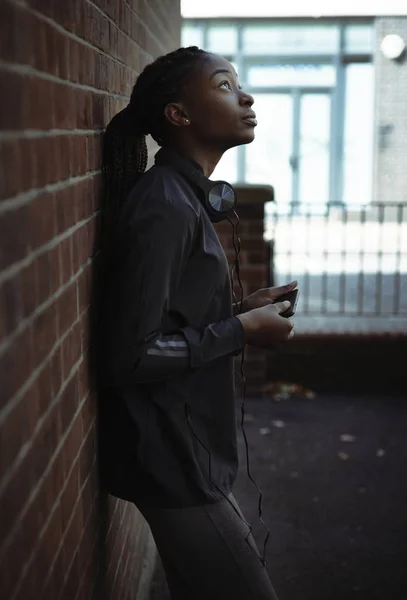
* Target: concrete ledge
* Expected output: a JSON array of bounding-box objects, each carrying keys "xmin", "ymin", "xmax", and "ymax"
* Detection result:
[
  {"xmin": 267, "ymin": 333, "xmax": 407, "ymax": 394},
  {"xmin": 293, "ymin": 315, "xmax": 407, "ymax": 336}
]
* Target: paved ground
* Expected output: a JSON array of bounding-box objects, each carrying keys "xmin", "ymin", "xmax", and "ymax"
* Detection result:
[{"xmin": 149, "ymin": 393, "xmax": 407, "ymax": 600}]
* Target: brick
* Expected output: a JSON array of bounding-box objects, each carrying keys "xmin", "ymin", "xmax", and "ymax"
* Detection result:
[
  {"xmin": 54, "ymin": 84, "xmax": 75, "ymax": 130},
  {"xmin": 36, "ymin": 251, "xmax": 52, "ymax": 306},
  {"xmin": 0, "ymin": 448, "xmax": 37, "ymax": 543},
  {"xmin": 19, "ymin": 137, "xmax": 38, "ymax": 192},
  {"xmin": 21, "ymin": 76, "xmax": 55, "ymax": 130},
  {"xmin": 60, "ymin": 459, "xmax": 79, "ymax": 532},
  {"xmin": 20, "ymin": 261, "xmax": 38, "ymax": 318},
  {"xmin": 60, "ymin": 551, "xmax": 80, "ymax": 600},
  {"xmin": 60, "ymin": 333, "xmax": 81, "ymax": 396},
  {"xmin": 0, "ymin": 71, "xmax": 23, "ymax": 130},
  {"xmin": 14, "ymin": 558, "xmax": 41, "ymax": 600},
  {"xmin": 69, "ymin": 38, "xmax": 80, "ymax": 84},
  {"xmin": 60, "ymin": 236, "xmax": 73, "ymax": 285},
  {"xmin": 72, "ymin": 223, "xmax": 88, "ymax": 272},
  {"xmin": 80, "ymin": 45, "xmax": 96, "ymax": 88},
  {"xmin": 55, "ymin": 29, "xmax": 70, "ymax": 81},
  {"xmin": 75, "ymin": 89, "xmax": 94, "ymax": 129},
  {"xmin": 48, "ymin": 245, "xmax": 61, "ymax": 295},
  {"xmin": 92, "ymin": 94, "xmax": 107, "ymax": 130},
  {"xmin": 0, "ymin": 384, "xmax": 38, "ymax": 480},
  {"xmin": 80, "ymin": 394, "xmax": 95, "ymax": 444},
  {"xmin": 28, "ymin": 15, "xmax": 47, "ymax": 72},
  {"xmin": 0, "ymin": 326, "xmax": 34, "ymax": 409},
  {"xmin": 0, "ymin": 138, "xmax": 21, "ymax": 201},
  {"xmin": 33, "ymin": 138, "xmax": 57, "ymax": 189},
  {"xmin": 59, "ymin": 135, "xmax": 71, "ymax": 182},
  {"xmin": 76, "ymin": 179, "xmax": 94, "ymax": 222},
  {"xmin": 1, "ymin": 273, "xmax": 24, "ymax": 337},
  {"xmin": 87, "ymin": 134, "xmax": 102, "ymax": 172},
  {"xmin": 27, "ymin": 192, "xmax": 56, "ymax": 252},
  {"xmin": 62, "ymin": 412, "xmax": 82, "ymax": 485},
  {"xmin": 50, "ymin": 345, "xmax": 63, "ymax": 398},
  {"xmin": 0, "ymin": 524, "xmax": 27, "ymax": 599},
  {"xmin": 35, "ymin": 359, "xmax": 54, "ymax": 418},
  {"xmin": 0, "ymin": 1, "xmax": 18, "ymax": 64},
  {"xmin": 57, "ymin": 282, "xmax": 78, "ymax": 338},
  {"xmin": 55, "ymin": 187, "xmax": 75, "ymax": 234},
  {"xmin": 32, "ymin": 302, "xmax": 58, "ymax": 366},
  {"xmin": 26, "ymin": 0, "xmax": 55, "ymax": 21},
  {"xmin": 33, "ymin": 404, "xmax": 62, "ymax": 487},
  {"xmin": 70, "ymin": 136, "xmax": 88, "ymax": 178}
]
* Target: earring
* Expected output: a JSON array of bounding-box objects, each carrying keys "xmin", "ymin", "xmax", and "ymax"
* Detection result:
[{"xmin": 185, "ymin": 118, "xmax": 190, "ymax": 124}]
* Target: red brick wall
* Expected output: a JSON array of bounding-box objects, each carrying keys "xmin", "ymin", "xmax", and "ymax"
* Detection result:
[{"xmin": 0, "ymin": 1, "xmax": 180, "ymax": 599}]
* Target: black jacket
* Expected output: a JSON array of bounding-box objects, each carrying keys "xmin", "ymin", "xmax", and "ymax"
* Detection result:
[{"xmin": 98, "ymin": 148, "xmax": 245, "ymax": 508}]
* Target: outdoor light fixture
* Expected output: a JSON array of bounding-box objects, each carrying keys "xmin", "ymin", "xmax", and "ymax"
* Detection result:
[{"xmin": 380, "ymin": 34, "xmax": 406, "ymax": 60}]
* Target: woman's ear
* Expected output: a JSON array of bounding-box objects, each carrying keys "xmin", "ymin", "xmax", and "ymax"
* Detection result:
[{"xmin": 164, "ymin": 103, "xmax": 190, "ymax": 128}]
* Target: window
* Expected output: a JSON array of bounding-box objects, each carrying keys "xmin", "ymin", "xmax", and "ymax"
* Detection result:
[
  {"xmin": 246, "ymin": 94, "xmax": 293, "ymax": 205},
  {"xmin": 207, "ymin": 26, "xmax": 238, "ymax": 54},
  {"xmin": 181, "ymin": 24, "xmax": 204, "ymax": 47},
  {"xmin": 247, "ymin": 64, "xmax": 336, "ymax": 87},
  {"xmin": 242, "ymin": 25, "xmax": 339, "ymax": 55},
  {"xmin": 181, "ymin": 19, "xmax": 374, "ymax": 210},
  {"xmin": 342, "ymin": 63, "xmax": 374, "ymax": 206},
  {"xmin": 344, "ymin": 25, "xmax": 374, "ymax": 54},
  {"xmin": 298, "ymin": 94, "xmax": 331, "ymax": 209}
]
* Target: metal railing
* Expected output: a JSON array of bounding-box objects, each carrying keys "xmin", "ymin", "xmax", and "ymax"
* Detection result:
[{"xmin": 267, "ymin": 202, "xmax": 407, "ymax": 318}]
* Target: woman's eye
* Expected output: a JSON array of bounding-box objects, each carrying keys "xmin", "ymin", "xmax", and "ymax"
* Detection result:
[{"xmin": 219, "ymin": 81, "xmax": 232, "ymax": 90}]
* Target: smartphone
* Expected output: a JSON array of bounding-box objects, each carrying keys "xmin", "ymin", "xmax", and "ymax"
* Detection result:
[{"xmin": 273, "ymin": 289, "xmax": 299, "ymax": 318}]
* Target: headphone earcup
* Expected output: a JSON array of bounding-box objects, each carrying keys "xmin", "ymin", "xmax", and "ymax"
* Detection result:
[{"xmin": 155, "ymin": 148, "xmax": 237, "ymax": 221}]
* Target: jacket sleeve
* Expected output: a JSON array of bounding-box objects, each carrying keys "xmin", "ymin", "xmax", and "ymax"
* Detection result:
[{"xmin": 107, "ymin": 194, "xmax": 245, "ymax": 386}]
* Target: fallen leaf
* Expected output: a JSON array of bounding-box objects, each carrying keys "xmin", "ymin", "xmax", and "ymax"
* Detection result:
[
  {"xmin": 338, "ymin": 451, "xmax": 350, "ymax": 460},
  {"xmin": 271, "ymin": 419, "xmax": 285, "ymax": 428},
  {"xmin": 340, "ymin": 434, "xmax": 356, "ymax": 443},
  {"xmin": 376, "ymin": 448, "xmax": 386, "ymax": 457},
  {"xmin": 259, "ymin": 427, "xmax": 271, "ymax": 435}
]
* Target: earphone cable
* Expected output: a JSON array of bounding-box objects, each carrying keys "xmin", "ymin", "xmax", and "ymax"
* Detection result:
[{"xmin": 227, "ymin": 212, "xmax": 271, "ymax": 567}]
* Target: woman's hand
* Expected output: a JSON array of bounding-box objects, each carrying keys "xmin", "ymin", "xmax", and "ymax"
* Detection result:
[
  {"xmin": 236, "ymin": 301, "xmax": 294, "ymax": 349},
  {"xmin": 242, "ymin": 281, "xmax": 298, "ymax": 312}
]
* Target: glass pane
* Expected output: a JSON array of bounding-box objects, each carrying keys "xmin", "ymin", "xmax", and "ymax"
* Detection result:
[
  {"xmin": 212, "ymin": 147, "xmax": 238, "ymax": 183},
  {"xmin": 342, "ymin": 64, "xmax": 374, "ymax": 206},
  {"xmin": 248, "ymin": 64, "xmax": 336, "ymax": 87},
  {"xmin": 243, "ymin": 25, "xmax": 339, "ymax": 55},
  {"xmin": 246, "ymin": 94, "xmax": 293, "ymax": 209},
  {"xmin": 181, "ymin": 24, "xmax": 204, "ymax": 48},
  {"xmin": 207, "ymin": 26, "xmax": 238, "ymax": 54},
  {"xmin": 345, "ymin": 25, "xmax": 374, "ymax": 54},
  {"xmin": 298, "ymin": 94, "xmax": 331, "ymax": 211}
]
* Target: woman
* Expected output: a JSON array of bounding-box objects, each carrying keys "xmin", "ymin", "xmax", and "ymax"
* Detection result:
[{"xmin": 98, "ymin": 46, "xmax": 296, "ymax": 600}]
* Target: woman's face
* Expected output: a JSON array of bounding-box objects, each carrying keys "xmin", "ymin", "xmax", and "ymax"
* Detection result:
[{"xmin": 178, "ymin": 53, "xmax": 257, "ymax": 151}]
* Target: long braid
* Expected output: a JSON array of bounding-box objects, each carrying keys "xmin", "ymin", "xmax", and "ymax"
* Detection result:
[{"xmin": 100, "ymin": 46, "xmax": 208, "ymax": 250}]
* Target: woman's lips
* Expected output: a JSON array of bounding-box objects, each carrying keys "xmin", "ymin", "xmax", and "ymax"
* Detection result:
[{"xmin": 241, "ymin": 116, "xmax": 258, "ymax": 126}]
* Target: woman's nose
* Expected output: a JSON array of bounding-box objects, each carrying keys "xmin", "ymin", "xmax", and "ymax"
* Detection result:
[{"xmin": 239, "ymin": 90, "xmax": 254, "ymax": 107}]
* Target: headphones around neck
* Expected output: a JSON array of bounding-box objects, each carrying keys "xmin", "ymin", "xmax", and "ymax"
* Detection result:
[{"xmin": 155, "ymin": 148, "xmax": 237, "ymax": 223}]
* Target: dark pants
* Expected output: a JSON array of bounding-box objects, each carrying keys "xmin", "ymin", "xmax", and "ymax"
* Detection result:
[{"xmin": 138, "ymin": 494, "xmax": 279, "ymax": 600}]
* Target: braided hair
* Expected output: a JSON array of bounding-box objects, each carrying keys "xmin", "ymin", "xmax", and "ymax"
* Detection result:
[{"xmin": 101, "ymin": 46, "xmax": 209, "ymax": 243}]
